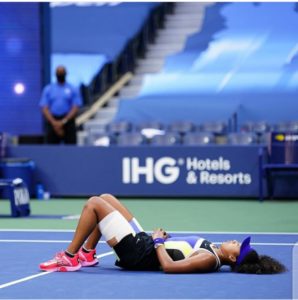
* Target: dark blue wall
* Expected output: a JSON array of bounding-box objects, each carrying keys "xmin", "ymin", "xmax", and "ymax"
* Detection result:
[
  {"xmin": 0, "ymin": 3, "xmax": 49, "ymax": 135},
  {"xmin": 7, "ymin": 145, "xmax": 261, "ymax": 198},
  {"xmin": 6, "ymin": 145, "xmax": 298, "ymax": 198}
]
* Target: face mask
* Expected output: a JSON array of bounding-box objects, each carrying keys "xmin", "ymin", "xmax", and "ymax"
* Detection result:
[{"xmin": 56, "ymin": 74, "xmax": 66, "ymax": 83}]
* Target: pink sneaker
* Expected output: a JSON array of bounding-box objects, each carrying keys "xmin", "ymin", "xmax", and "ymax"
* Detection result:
[
  {"xmin": 78, "ymin": 248, "xmax": 99, "ymax": 267},
  {"xmin": 39, "ymin": 251, "xmax": 81, "ymax": 272}
]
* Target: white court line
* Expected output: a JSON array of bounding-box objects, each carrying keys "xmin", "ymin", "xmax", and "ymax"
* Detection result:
[
  {"xmin": 62, "ymin": 214, "xmax": 80, "ymax": 220},
  {"xmin": 0, "ymin": 251, "xmax": 114, "ymax": 290},
  {"xmin": 216, "ymin": 242, "xmax": 295, "ymax": 246},
  {"xmin": 0, "ymin": 272, "xmax": 53, "ymax": 290},
  {"xmin": 0, "ymin": 229, "xmax": 298, "ymax": 235},
  {"xmin": 0, "ymin": 240, "xmax": 106, "ymax": 244},
  {"xmin": 252, "ymin": 242, "xmax": 295, "ymax": 246},
  {"xmin": 170, "ymin": 231, "xmax": 298, "ymax": 235},
  {"xmin": 96, "ymin": 251, "xmax": 114, "ymax": 259}
]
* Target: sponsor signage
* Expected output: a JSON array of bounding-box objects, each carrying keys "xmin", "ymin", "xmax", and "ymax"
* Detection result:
[
  {"xmin": 122, "ymin": 156, "xmax": 252, "ymax": 186},
  {"xmin": 8, "ymin": 145, "xmax": 260, "ymax": 197},
  {"xmin": 114, "ymin": 146, "xmax": 259, "ymax": 197}
]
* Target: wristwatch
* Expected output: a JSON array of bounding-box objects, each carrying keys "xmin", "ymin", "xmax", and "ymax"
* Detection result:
[{"xmin": 153, "ymin": 238, "xmax": 165, "ymax": 249}]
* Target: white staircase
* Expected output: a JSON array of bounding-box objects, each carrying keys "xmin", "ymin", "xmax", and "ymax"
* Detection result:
[{"xmin": 80, "ymin": 2, "xmax": 210, "ymax": 145}]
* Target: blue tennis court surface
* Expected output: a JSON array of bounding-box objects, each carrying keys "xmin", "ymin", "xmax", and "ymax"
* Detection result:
[{"xmin": 0, "ymin": 230, "xmax": 296, "ymax": 299}]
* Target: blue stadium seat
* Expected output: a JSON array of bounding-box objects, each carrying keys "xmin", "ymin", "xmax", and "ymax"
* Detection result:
[
  {"xmin": 167, "ymin": 121, "xmax": 195, "ymax": 135},
  {"xmin": 199, "ymin": 121, "xmax": 227, "ymax": 135},
  {"xmin": 105, "ymin": 121, "xmax": 132, "ymax": 135},
  {"xmin": 116, "ymin": 132, "xmax": 146, "ymax": 146},
  {"xmin": 241, "ymin": 121, "xmax": 271, "ymax": 144},
  {"xmin": 274, "ymin": 121, "xmax": 298, "ymax": 133},
  {"xmin": 241, "ymin": 121, "xmax": 270, "ymax": 135},
  {"xmin": 136, "ymin": 121, "xmax": 164, "ymax": 131},
  {"xmin": 228, "ymin": 132, "xmax": 258, "ymax": 145},
  {"xmin": 183, "ymin": 132, "xmax": 215, "ymax": 145},
  {"xmin": 87, "ymin": 130, "xmax": 116, "ymax": 146},
  {"xmin": 150, "ymin": 133, "xmax": 181, "ymax": 146}
]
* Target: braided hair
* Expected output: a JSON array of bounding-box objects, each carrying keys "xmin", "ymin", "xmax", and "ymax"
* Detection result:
[{"xmin": 231, "ymin": 250, "xmax": 286, "ymax": 274}]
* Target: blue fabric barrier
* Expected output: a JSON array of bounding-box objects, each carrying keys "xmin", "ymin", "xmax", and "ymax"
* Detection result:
[
  {"xmin": 139, "ymin": 73, "xmax": 226, "ymax": 96},
  {"xmin": 236, "ymin": 93, "xmax": 298, "ymax": 125},
  {"xmin": 166, "ymin": 2, "xmax": 298, "ymax": 75},
  {"xmin": 114, "ymin": 92, "xmax": 298, "ymax": 129},
  {"xmin": 52, "ymin": 3, "xmax": 159, "ymax": 60},
  {"xmin": 114, "ymin": 2, "xmax": 298, "ymax": 128},
  {"xmin": 139, "ymin": 72, "xmax": 297, "ymax": 97},
  {"xmin": 114, "ymin": 95, "xmax": 239, "ymax": 124}
]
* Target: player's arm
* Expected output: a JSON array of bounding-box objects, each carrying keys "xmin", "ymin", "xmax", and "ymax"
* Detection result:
[{"xmin": 152, "ymin": 228, "xmax": 216, "ymax": 273}]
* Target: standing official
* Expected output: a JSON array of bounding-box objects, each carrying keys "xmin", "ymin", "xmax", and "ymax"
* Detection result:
[{"xmin": 40, "ymin": 66, "xmax": 82, "ymax": 144}]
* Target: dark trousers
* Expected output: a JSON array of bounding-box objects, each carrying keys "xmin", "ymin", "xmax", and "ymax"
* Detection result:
[{"xmin": 45, "ymin": 116, "xmax": 77, "ymax": 144}]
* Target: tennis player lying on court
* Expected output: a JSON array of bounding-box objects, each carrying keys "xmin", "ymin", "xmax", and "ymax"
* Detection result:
[{"xmin": 40, "ymin": 194, "xmax": 285, "ymax": 274}]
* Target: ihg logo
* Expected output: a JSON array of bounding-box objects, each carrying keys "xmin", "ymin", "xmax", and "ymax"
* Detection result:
[{"xmin": 122, "ymin": 157, "xmax": 180, "ymax": 184}]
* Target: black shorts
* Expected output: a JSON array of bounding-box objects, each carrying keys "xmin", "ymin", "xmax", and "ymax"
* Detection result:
[{"xmin": 113, "ymin": 232, "xmax": 160, "ymax": 271}]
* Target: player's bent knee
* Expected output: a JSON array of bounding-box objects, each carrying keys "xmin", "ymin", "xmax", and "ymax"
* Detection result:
[
  {"xmin": 99, "ymin": 210, "xmax": 135, "ymax": 244},
  {"xmin": 99, "ymin": 193, "xmax": 114, "ymax": 202},
  {"xmin": 85, "ymin": 196, "xmax": 104, "ymax": 210}
]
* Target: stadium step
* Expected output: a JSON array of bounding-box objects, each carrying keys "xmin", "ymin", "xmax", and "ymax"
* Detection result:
[
  {"xmin": 83, "ymin": 118, "xmax": 111, "ymax": 131},
  {"xmin": 77, "ymin": 130, "xmax": 88, "ymax": 146},
  {"xmin": 163, "ymin": 22, "xmax": 201, "ymax": 31},
  {"xmin": 129, "ymin": 75, "xmax": 145, "ymax": 86},
  {"xmin": 95, "ymin": 107, "xmax": 117, "ymax": 119},
  {"xmin": 155, "ymin": 34, "xmax": 187, "ymax": 45},
  {"xmin": 107, "ymin": 96, "xmax": 120, "ymax": 107},
  {"xmin": 175, "ymin": 2, "xmax": 211, "ymax": 13},
  {"xmin": 145, "ymin": 46, "xmax": 184, "ymax": 59},
  {"xmin": 137, "ymin": 59, "xmax": 165, "ymax": 69},
  {"xmin": 118, "ymin": 85, "xmax": 142, "ymax": 98}
]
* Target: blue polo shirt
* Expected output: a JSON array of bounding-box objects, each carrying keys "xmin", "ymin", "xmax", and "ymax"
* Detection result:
[{"xmin": 39, "ymin": 82, "xmax": 82, "ymax": 116}]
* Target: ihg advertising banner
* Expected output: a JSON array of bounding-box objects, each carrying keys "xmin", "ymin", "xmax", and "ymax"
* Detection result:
[
  {"xmin": 116, "ymin": 146, "xmax": 258, "ymax": 197},
  {"xmin": 8, "ymin": 146, "xmax": 260, "ymax": 197}
]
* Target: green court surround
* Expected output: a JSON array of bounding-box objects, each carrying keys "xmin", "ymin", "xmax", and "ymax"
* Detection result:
[{"xmin": 1, "ymin": 198, "xmax": 298, "ymax": 232}]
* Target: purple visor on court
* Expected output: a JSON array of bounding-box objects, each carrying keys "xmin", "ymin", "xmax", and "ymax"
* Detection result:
[{"xmin": 236, "ymin": 236, "xmax": 253, "ymax": 265}]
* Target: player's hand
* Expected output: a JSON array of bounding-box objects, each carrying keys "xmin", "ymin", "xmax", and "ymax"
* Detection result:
[{"xmin": 152, "ymin": 228, "xmax": 169, "ymax": 240}]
